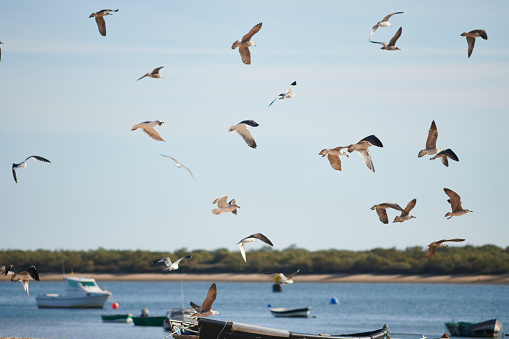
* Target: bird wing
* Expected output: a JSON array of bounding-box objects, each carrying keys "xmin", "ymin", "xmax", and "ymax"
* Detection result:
[
  {"xmin": 239, "ymin": 46, "xmax": 251, "ymax": 65},
  {"xmin": 242, "ymin": 23, "xmax": 262, "ymax": 41},
  {"xmin": 360, "ymin": 135, "xmax": 383, "ymax": 147},
  {"xmin": 388, "ymin": 27, "xmax": 402, "ymax": 47},
  {"xmin": 375, "ymin": 207, "xmax": 389, "ymax": 224},
  {"xmin": 20, "ymin": 279, "xmax": 30, "ymax": 298},
  {"xmin": 370, "ymin": 41, "xmax": 388, "ymax": 47},
  {"xmin": 440, "ymin": 156, "xmax": 449, "ymax": 167},
  {"xmin": 213, "ymin": 196, "xmax": 229, "ymax": 208},
  {"xmin": 201, "ymin": 283, "xmax": 217, "ymax": 312},
  {"xmin": 369, "ymin": 22, "xmax": 381, "ymax": 41},
  {"xmin": 152, "ymin": 257, "xmax": 172, "ymax": 267},
  {"xmin": 181, "ymin": 165, "xmax": 196, "ymax": 181},
  {"xmin": 95, "ymin": 16, "xmax": 106, "ymax": 36},
  {"xmin": 238, "ymin": 243, "xmax": 247, "ymax": 262},
  {"xmin": 356, "ymin": 149, "xmax": 375, "ymax": 172},
  {"xmin": 174, "ymin": 255, "xmax": 192, "ymax": 265},
  {"xmin": 403, "ymin": 199, "xmax": 417, "ymax": 214},
  {"xmin": 426, "ymin": 245, "xmax": 437, "ymax": 259},
  {"xmin": 137, "ymin": 74, "xmax": 148, "ymax": 81},
  {"xmin": 252, "ymin": 233, "xmax": 274, "ymax": 246},
  {"xmin": 327, "ymin": 154, "xmax": 342, "ymax": 171},
  {"xmin": 142, "ymin": 127, "xmax": 165, "ymax": 141},
  {"xmin": 437, "ymin": 238, "xmax": 465, "ymax": 245},
  {"xmin": 27, "ymin": 266, "xmax": 40, "ymax": 281},
  {"xmin": 442, "ymin": 149, "xmax": 459, "ymax": 162},
  {"xmin": 160, "ymin": 154, "xmax": 178, "ymax": 164},
  {"xmin": 28, "ymin": 156, "xmax": 51, "ymax": 163},
  {"xmin": 288, "ymin": 269, "xmax": 300, "ymax": 280},
  {"xmin": 238, "ymin": 120, "xmax": 259, "ymax": 127},
  {"xmin": 425, "ymin": 120, "xmax": 438, "ymax": 149},
  {"xmin": 190, "ymin": 301, "xmax": 202, "ymax": 312},
  {"xmin": 268, "ymin": 97, "xmax": 279, "ymax": 107},
  {"xmin": 472, "ymin": 29, "xmax": 488, "ymax": 40},
  {"xmin": 382, "ymin": 12, "xmax": 404, "ymax": 22},
  {"xmin": 152, "ymin": 66, "xmax": 164, "ymax": 75},
  {"xmin": 444, "ymin": 188, "xmax": 462, "ymax": 210},
  {"xmin": 383, "ymin": 203, "xmax": 404, "ymax": 212},
  {"xmin": 466, "ymin": 36, "xmax": 475, "ymax": 58},
  {"xmin": 235, "ymin": 126, "xmax": 257, "ymax": 148},
  {"xmin": 12, "ymin": 167, "xmax": 17, "ymax": 183}
]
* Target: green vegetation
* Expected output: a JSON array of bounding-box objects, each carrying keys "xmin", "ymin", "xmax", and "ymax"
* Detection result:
[{"xmin": 1, "ymin": 245, "xmax": 508, "ymax": 275}]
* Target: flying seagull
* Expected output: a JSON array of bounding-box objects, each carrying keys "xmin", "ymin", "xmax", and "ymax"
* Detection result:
[
  {"xmin": 460, "ymin": 29, "xmax": 487, "ymax": 58},
  {"xmin": 190, "ymin": 283, "xmax": 220, "ymax": 318},
  {"xmin": 237, "ymin": 233, "xmax": 274, "ymax": 262},
  {"xmin": 1, "ymin": 265, "xmax": 14, "ymax": 276},
  {"xmin": 11, "ymin": 265, "xmax": 40, "ymax": 298},
  {"xmin": 268, "ymin": 269, "xmax": 300, "ymax": 285},
  {"xmin": 151, "ymin": 255, "xmax": 192, "ymax": 271},
  {"xmin": 229, "ymin": 120, "xmax": 259, "ymax": 149},
  {"xmin": 160, "ymin": 155, "xmax": 195, "ymax": 181},
  {"xmin": 347, "ymin": 135, "xmax": 383, "ymax": 172},
  {"xmin": 137, "ymin": 66, "xmax": 164, "ymax": 81},
  {"xmin": 430, "ymin": 149, "xmax": 459, "ymax": 167},
  {"xmin": 371, "ymin": 203, "xmax": 404, "ymax": 224},
  {"xmin": 393, "ymin": 199, "xmax": 417, "ymax": 223},
  {"xmin": 232, "ymin": 23, "xmax": 262, "ymax": 65},
  {"xmin": 418, "ymin": 120, "xmax": 442, "ymax": 157},
  {"xmin": 12, "ymin": 156, "xmax": 51, "ymax": 183},
  {"xmin": 131, "ymin": 120, "xmax": 166, "ymax": 142},
  {"xmin": 319, "ymin": 147, "xmax": 349, "ymax": 171},
  {"xmin": 426, "ymin": 239, "xmax": 465, "ymax": 259},
  {"xmin": 89, "ymin": 9, "xmax": 118, "ymax": 36},
  {"xmin": 444, "ymin": 188, "xmax": 472, "ymax": 219},
  {"xmin": 371, "ymin": 27, "xmax": 403, "ymax": 50},
  {"xmin": 268, "ymin": 81, "xmax": 297, "ymax": 107},
  {"xmin": 369, "ymin": 12, "xmax": 404, "ymax": 41},
  {"xmin": 212, "ymin": 195, "xmax": 240, "ymax": 215}
]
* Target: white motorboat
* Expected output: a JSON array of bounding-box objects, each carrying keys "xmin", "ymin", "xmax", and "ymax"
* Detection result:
[{"xmin": 36, "ymin": 276, "xmax": 111, "ymax": 308}]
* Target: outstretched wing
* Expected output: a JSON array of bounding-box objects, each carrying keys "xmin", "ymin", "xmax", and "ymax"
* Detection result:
[
  {"xmin": 201, "ymin": 283, "xmax": 217, "ymax": 312},
  {"xmin": 242, "ymin": 23, "xmax": 262, "ymax": 42},
  {"xmin": 426, "ymin": 245, "xmax": 437, "ymax": 259},
  {"xmin": 444, "ymin": 188, "xmax": 462, "ymax": 211},
  {"xmin": 360, "ymin": 135, "xmax": 383, "ymax": 147},
  {"xmin": 369, "ymin": 22, "xmax": 381, "ymax": 41},
  {"xmin": 425, "ymin": 120, "xmax": 438, "ymax": 149},
  {"xmin": 142, "ymin": 127, "xmax": 165, "ymax": 142},
  {"xmin": 382, "ymin": 12, "xmax": 404, "ymax": 22},
  {"xmin": 235, "ymin": 127, "xmax": 257, "ymax": 149},
  {"xmin": 356, "ymin": 149, "xmax": 374, "ymax": 172},
  {"xmin": 190, "ymin": 301, "xmax": 202, "ymax": 312},
  {"xmin": 466, "ymin": 36, "xmax": 475, "ymax": 58},
  {"xmin": 174, "ymin": 255, "xmax": 192, "ymax": 265},
  {"xmin": 213, "ymin": 196, "xmax": 229, "ymax": 208},
  {"xmin": 375, "ymin": 207, "xmax": 389, "ymax": 224},
  {"xmin": 288, "ymin": 269, "xmax": 300, "ymax": 280},
  {"xmin": 95, "ymin": 16, "xmax": 106, "ymax": 36},
  {"xmin": 239, "ymin": 46, "xmax": 251, "ymax": 65},
  {"xmin": 238, "ymin": 243, "xmax": 247, "ymax": 262},
  {"xmin": 151, "ymin": 66, "xmax": 164, "ymax": 75},
  {"xmin": 403, "ymin": 199, "xmax": 417, "ymax": 214},
  {"xmin": 152, "ymin": 257, "xmax": 172, "ymax": 267},
  {"xmin": 388, "ymin": 27, "xmax": 402, "ymax": 47},
  {"xmin": 27, "ymin": 156, "xmax": 51, "ymax": 163}
]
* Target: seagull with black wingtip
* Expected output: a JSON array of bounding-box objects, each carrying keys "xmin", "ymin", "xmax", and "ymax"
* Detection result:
[
  {"xmin": 369, "ymin": 12, "xmax": 404, "ymax": 41},
  {"xmin": 237, "ymin": 233, "xmax": 274, "ymax": 262},
  {"xmin": 137, "ymin": 66, "xmax": 164, "ymax": 81},
  {"xmin": 347, "ymin": 135, "xmax": 383, "ymax": 172},
  {"xmin": 12, "ymin": 156, "xmax": 51, "ymax": 183},
  {"xmin": 151, "ymin": 255, "xmax": 192, "ymax": 271},
  {"xmin": 444, "ymin": 188, "xmax": 472, "ymax": 219},
  {"xmin": 229, "ymin": 120, "xmax": 259, "ymax": 149},
  {"xmin": 460, "ymin": 29, "xmax": 487, "ymax": 58},
  {"xmin": 371, "ymin": 27, "xmax": 403, "ymax": 50},
  {"xmin": 269, "ymin": 81, "xmax": 297, "ymax": 107},
  {"xmin": 131, "ymin": 120, "xmax": 166, "ymax": 142},
  {"xmin": 11, "ymin": 265, "xmax": 40, "ymax": 298},
  {"xmin": 212, "ymin": 195, "xmax": 240, "ymax": 215},
  {"xmin": 268, "ymin": 269, "xmax": 300, "ymax": 285},
  {"xmin": 89, "ymin": 9, "xmax": 118, "ymax": 36},
  {"xmin": 1, "ymin": 265, "xmax": 14, "ymax": 277}
]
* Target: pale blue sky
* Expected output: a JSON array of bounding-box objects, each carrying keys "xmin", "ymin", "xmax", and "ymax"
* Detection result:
[{"xmin": 1, "ymin": 1, "xmax": 508, "ymax": 253}]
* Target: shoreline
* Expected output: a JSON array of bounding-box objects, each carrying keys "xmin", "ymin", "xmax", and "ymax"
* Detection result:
[{"xmin": 36, "ymin": 273, "xmax": 509, "ymax": 284}]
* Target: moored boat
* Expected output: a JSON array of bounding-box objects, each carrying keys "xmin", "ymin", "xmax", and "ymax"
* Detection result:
[
  {"xmin": 36, "ymin": 276, "xmax": 111, "ymax": 308},
  {"xmin": 446, "ymin": 318, "xmax": 502, "ymax": 337},
  {"xmin": 101, "ymin": 314, "xmax": 133, "ymax": 323},
  {"xmin": 270, "ymin": 306, "xmax": 311, "ymax": 318},
  {"xmin": 132, "ymin": 315, "xmax": 167, "ymax": 326}
]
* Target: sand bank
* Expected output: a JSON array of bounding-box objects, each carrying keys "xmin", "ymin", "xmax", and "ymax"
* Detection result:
[{"xmin": 38, "ymin": 273, "xmax": 509, "ymax": 284}]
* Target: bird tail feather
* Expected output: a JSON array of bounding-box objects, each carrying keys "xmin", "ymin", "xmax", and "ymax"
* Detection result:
[{"xmin": 231, "ymin": 40, "xmax": 240, "ymax": 49}]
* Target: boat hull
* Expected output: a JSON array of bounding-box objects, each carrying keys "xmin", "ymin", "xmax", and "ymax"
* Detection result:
[
  {"xmin": 36, "ymin": 293, "xmax": 111, "ymax": 308},
  {"xmin": 270, "ymin": 307, "xmax": 311, "ymax": 318},
  {"xmin": 101, "ymin": 314, "xmax": 133, "ymax": 323},
  {"xmin": 132, "ymin": 316, "xmax": 167, "ymax": 327},
  {"xmin": 446, "ymin": 319, "xmax": 502, "ymax": 338}
]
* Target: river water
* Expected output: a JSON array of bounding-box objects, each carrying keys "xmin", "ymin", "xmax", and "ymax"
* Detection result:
[{"xmin": 0, "ymin": 280, "xmax": 507, "ymax": 339}]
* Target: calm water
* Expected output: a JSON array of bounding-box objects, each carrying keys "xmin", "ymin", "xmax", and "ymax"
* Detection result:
[{"xmin": 0, "ymin": 280, "xmax": 507, "ymax": 339}]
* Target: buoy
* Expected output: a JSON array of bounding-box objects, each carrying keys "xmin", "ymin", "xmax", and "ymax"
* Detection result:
[
  {"xmin": 330, "ymin": 297, "xmax": 339, "ymax": 304},
  {"xmin": 112, "ymin": 302, "xmax": 119, "ymax": 309}
]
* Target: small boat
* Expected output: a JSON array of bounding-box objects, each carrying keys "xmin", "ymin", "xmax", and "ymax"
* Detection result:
[
  {"xmin": 446, "ymin": 319, "xmax": 503, "ymax": 337},
  {"xmin": 163, "ymin": 308, "xmax": 197, "ymax": 331},
  {"xmin": 270, "ymin": 306, "xmax": 311, "ymax": 318},
  {"xmin": 36, "ymin": 276, "xmax": 111, "ymax": 308},
  {"xmin": 101, "ymin": 314, "xmax": 133, "ymax": 323},
  {"xmin": 171, "ymin": 318, "xmax": 390, "ymax": 339},
  {"xmin": 132, "ymin": 316, "xmax": 167, "ymax": 327}
]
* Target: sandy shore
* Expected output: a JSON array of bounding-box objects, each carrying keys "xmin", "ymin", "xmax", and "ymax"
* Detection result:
[{"xmin": 38, "ymin": 273, "xmax": 509, "ymax": 284}]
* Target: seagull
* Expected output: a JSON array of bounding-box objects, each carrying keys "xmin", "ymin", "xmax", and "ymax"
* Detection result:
[
  {"xmin": 232, "ymin": 23, "xmax": 262, "ymax": 65},
  {"xmin": 426, "ymin": 239, "xmax": 465, "ymax": 259},
  {"xmin": 11, "ymin": 265, "xmax": 40, "ymax": 298},
  {"xmin": 371, "ymin": 27, "xmax": 402, "ymax": 50},
  {"xmin": 131, "ymin": 120, "xmax": 165, "ymax": 142},
  {"xmin": 12, "ymin": 156, "xmax": 51, "ymax": 183},
  {"xmin": 1, "ymin": 265, "xmax": 14, "ymax": 276},
  {"xmin": 393, "ymin": 199, "xmax": 417, "ymax": 223},
  {"xmin": 159, "ymin": 155, "xmax": 195, "ymax": 181},
  {"xmin": 444, "ymin": 188, "xmax": 473, "ymax": 219},
  {"xmin": 460, "ymin": 29, "xmax": 488, "ymax": 58},
  {"xmin": 268, "ymin": 269, "xmax": 300, "ymax": 285},
  {"xmin": 237, "ymin": 233, "xmax": 274, "ymax": 262},
  {"xmin": 268, "ymin": 81, "xmax": 297, "ymax": 107},
  {"xmin": 369, "ymin": 12, "xmax": 404, "ymax": 41},
  {"xmin": 319, "ymin": 147, "xmax": 349, "ymax": 171},
  {"xmin": 371, "ymin": 203, "xmax": 404, "ymax": 224},
  {"xmin": 418, "ymin": 120, "xmax": 442, "ymax": 158},
  {"xmin": 430, "ymin": 149, "xmax": 459, "ymax": 167},
  {"xmin": 137, "ymin": 66, "xmax": 164, "ymax": 81},
  {"xmin": 151, "ymin": 255, "xmax": 192, "ymax": 271},
  {"xmin": 89, "ymin": 9, "xmax": 118, "ymax": 36},
  {"xmin": 212, "ymin": 195, "xmax": 240, "ymax": 215},
  {"xmin": 229, "ymin": 120, "xmax": 259, "ymax": 149},
  {"xmin": 190, "ymin": 283, "xmax": 220, "ymax": 318},
  {"xmin": 347, "ymin": 135, "xmax": 383, "ymax": 172}
]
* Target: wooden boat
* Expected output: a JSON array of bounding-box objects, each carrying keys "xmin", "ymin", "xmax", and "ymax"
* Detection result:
[
  {"xmin": 170, "ymin": 318, "xmax": 390, "ymax": 339},
  {"xmin": 132, "ymin": 315, "xmax": 166, "ymax": 326},
  {"xmin": 446, "ymin": 319, "xmax": 502, "ymax": 337},
  {"xmin": 100, "ymin": 314, "xmax": 133, "ymax": 323},
  {"xmin": 270, "ymin": 306, "xmax": 311, "ymax": 318}
]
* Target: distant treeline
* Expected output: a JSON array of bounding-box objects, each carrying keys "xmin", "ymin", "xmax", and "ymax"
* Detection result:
[{"xmin": 1, "ymin": 245, "xmax": 508, "ymax": 275}]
